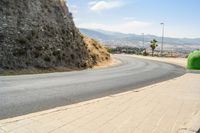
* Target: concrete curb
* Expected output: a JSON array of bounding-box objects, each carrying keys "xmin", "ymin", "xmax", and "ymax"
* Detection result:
[{"xmin": 186, "ymin": 70, "xmax": 200, "ymax": 74}]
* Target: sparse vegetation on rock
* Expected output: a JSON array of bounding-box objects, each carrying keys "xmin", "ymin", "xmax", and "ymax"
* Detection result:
[{"xmin": 82, "ymin": 35, "xmax": 110, "ymax": 66}]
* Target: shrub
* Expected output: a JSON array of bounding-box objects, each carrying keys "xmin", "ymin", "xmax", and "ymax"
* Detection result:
[{"xmin": 187, "ymin": 50, "xmax": 200, "ymax": 70}]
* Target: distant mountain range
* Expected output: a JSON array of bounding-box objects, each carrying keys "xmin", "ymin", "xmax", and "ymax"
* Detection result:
[{"xmin": 80, "ymin": 28, "xmax": 200, "ymax": 52}]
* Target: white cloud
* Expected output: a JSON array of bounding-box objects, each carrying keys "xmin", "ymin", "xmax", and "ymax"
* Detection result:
[
  {"xmin": 89, "ymin": 1, "xmax": 98, "ymax": 6},
  {"xmin": 89, "ymin": 0, "xmax": 124, "ymax": 11},
  {"xmin": 76, "ymin": 20, "xmax": 152, "ymax": 34},
  {"xmin": 123, "ymin": 17, "xmax": 135, "ymax": 21}
]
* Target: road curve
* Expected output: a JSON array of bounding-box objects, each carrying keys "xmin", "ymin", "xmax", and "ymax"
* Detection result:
[{"xmin": 0, "ymin": 55, "xmax": 185, "ymax": 119}]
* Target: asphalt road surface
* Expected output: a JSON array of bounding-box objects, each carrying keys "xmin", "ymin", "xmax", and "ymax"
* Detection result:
[{"xmin": 0, "ymin": 55, "xmax": 185, "ymax": 120}]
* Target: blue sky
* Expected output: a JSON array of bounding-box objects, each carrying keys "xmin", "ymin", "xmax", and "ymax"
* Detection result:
[{"xmin": 66, "ymin": 0, "xmax": 200, "ymax": 38}]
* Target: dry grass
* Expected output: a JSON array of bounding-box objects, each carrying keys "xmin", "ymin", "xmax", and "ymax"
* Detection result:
[
  {"xmin": 82, "ymin": 34, "xmax": 111, "ymax": 64},
  {"xmin": 0, "ymin": 67, "xmax": 82, "ymax": 76}
]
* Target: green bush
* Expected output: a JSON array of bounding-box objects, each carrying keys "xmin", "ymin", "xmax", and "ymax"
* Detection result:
[
  {"xmin": 106, "ymin": 47, "xmax": 113, "ymax": 53},
  {"xmin": 187, "ymin": 50, "xmax": 200, "ymax": 70}
]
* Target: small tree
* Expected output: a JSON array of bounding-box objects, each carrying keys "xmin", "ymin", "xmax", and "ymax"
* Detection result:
[{"xmin": 150, "ymin": 39, "xmax": 158, "ymax": 56}]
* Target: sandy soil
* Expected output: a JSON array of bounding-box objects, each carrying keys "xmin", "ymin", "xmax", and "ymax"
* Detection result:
[{"xmin": 93, "ymin": 55, "xmax": 121, "ymax": 69}]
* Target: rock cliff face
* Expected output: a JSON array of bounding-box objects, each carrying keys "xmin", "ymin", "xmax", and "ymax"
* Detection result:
[{"xmin": 0, "ymin": 0, "xmax": 110, "ymax": 70}]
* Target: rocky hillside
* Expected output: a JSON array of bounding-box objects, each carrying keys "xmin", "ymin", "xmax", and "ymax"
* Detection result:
[{"xmin": 0, "ymin": 0, "xmax": 110, "ymax": 71}]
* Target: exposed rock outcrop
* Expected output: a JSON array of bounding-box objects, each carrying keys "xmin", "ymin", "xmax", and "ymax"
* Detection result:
[{"xmin": 0, "ymin": 0, "xmax": 110, "ymax": 71}]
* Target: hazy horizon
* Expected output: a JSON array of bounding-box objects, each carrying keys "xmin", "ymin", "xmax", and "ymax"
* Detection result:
[
  {"xmin": 66, "ymin": 0, "xmax": 200, "ymax": 38},
  {"xmin": 80, "ymin": 28, "xmax": 200, "ymax": 39}
]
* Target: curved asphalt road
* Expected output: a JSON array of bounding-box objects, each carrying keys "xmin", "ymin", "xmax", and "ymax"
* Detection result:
[{"xmin": 0, "ymin": 55, "xmax": 185, "ymax": 119}]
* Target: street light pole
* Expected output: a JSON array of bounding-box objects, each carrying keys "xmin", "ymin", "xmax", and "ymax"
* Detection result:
[
  {"xmin": 160, "ymin": 23, "xmax": 165, "ymax": 56},
  {"xmin": 141, "ymin": 33, "xmax": 145, "ymax": 48},
  {"xmin": 141, "ymin": 33, "xmax": 147, "ymax": 55}
]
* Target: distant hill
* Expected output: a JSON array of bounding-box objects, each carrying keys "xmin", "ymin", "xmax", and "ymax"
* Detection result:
[{"xmin": 80, "ymin": 28, "xmax": 200, "ymax": 52}]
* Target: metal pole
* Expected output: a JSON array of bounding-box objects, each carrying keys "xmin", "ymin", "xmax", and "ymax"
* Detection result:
[
  {"xmin": 141, "ymin": 33, "xmax": 145, "ymax": 48},
  {"xmin": 160, "ymin": 23, "xmax": 165, "ymax": 56}
]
